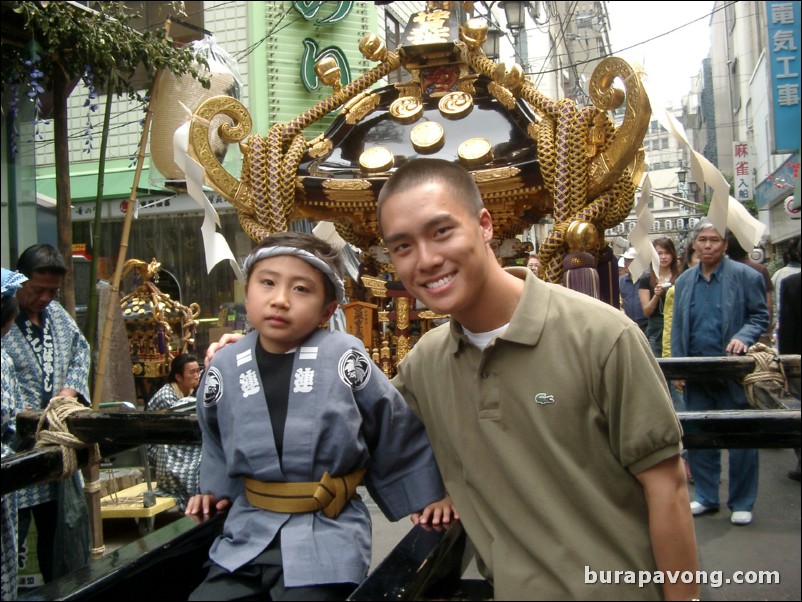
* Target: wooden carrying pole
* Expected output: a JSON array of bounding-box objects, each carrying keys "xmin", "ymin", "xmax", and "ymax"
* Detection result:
[
  {"xmin": 87, "ymin": 50, "xmax": 167, "ymax": 556},
  {"xmin": 91, "ymin": 81, "xmax": 161, "ymax": 408}
]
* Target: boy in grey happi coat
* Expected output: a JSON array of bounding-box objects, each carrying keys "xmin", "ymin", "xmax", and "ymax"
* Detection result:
[{"xmin": 186, "ymin": 232, "xmax": 454, "ymax": 600}]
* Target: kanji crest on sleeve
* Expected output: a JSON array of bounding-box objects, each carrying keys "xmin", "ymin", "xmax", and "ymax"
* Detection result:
[
  {"xmin": 203, "ymin": 367, "xmax": 223, "ymax": 407},
  {"xmin": 337, "ymin": 350, "xmax": 371, "ymax": 391}
]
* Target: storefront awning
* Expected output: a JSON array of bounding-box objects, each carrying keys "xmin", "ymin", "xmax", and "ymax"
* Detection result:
[{"xmin": 36, "ymin": 166, "xmax": 171, "ymax": 203}]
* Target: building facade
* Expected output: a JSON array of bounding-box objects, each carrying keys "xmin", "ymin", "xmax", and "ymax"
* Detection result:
[{"xmin": 2, "ymin": 1, "xmax": 427, "ymax": 349}]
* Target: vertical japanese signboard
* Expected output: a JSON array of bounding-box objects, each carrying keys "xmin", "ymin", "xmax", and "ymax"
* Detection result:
[
  {"xmin": 733, "ymin": 141, "xmax": 754, "ymax": 201},
  {"xmin": 767, "ymin": 1, "xmax": 801, "ymax": 154}
]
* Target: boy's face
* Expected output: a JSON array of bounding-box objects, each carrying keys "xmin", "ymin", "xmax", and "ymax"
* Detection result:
[
  {"xmin": 245, "ymin": 255, "xmax": 338, "ymax": 354},
  {"xmin": 380, "ymin": 179, "xmax": 494, "ymax": 319}
]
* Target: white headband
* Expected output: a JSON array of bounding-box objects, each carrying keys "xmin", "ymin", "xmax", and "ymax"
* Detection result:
[{"xmin": 243, "ymin": 246, "xmax": 345, "ymax": 304}]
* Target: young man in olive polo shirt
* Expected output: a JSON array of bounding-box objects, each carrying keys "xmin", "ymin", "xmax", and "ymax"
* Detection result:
[{"xmin": 378, "ymin": 158, "xmax": 699, "ymax": 600}]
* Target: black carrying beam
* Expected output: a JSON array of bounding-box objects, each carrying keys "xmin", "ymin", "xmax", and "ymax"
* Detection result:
[
  {"xmin": 16, "ymin": 514, "xmax": 224, "ymax": 601},
  {"xmin": 657, "ymin": 354, "xmax": 801, "ymax": 379},
  {"xmin": 14, "ymin": 410, "xmax": 202, "ymax": 446},
  {"xmin": 678, "ymin": 409, "xmax": 800, "ymax": 449},
  {"xmin": 348, "ymin": 521, "xmax": 491, "ymax": 601},
  {"xmin": 2, "ymin": 448, "xmax": 90, "ymax": 495}
]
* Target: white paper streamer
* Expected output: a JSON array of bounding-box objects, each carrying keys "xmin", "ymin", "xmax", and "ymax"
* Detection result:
[
  {"xmin": 173, "ymin": 113, "xmax": 244, "ymax": 282},
  {"xmin": 628, "ymin": 173, "xmax": 661, "ymax": 279},
  {"xmin": 641, "ymin": 78, "xmax": 766, "ymax": 249}
]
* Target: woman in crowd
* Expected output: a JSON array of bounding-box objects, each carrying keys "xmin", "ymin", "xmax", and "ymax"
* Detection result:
[{"xmin": 639, "ymin": 237, "xmax": 681, "ymax": 356}]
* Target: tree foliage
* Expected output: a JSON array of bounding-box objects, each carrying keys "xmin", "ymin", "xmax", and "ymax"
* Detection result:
[
  {"xmin": 0, "ymin": 0, "xmax": 210, "ymax": 329},
  {"xmin": 1, "ymin": 1, "xmax": 209, "ymax": 100}
]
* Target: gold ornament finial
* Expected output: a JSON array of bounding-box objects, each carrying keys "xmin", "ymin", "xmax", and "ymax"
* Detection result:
[
  {"xmin": 315, "ymin": 57, "xmax": 342, "ymax": 92},
  {"xmin": 565, "ymin": 221, "xmax": 600, "ymax": 253},
  {"xmin": 460, "ymin": 18, "xmax": 488, "ymax": 50},
  {"xmin": 494, "ymin": 61, "xmax": 525, "ymax": 93},
  {"xmin": 359, "ymin": 34, "xmax": 388, "ymax": 61}
]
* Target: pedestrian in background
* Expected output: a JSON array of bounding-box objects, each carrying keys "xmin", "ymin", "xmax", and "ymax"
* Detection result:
[
  {"xmin": 771, "ymin": 238, "xmax": 800, "ymax": 342},
  {"xmin": 663, "ymin": 240, "xmax": 700, "ymax": 364},
  {"xmin": 639, "ymin": 238, "xmax": 680, "ymax": 356},
  {"xmin": 726, "ymin": 231, "xmax": 773, "ymax": 344},
  {"xmin": 148, "ymin": 353, "xmax": 202, "ymax": 511},
  {"xmin": 672, "ymin": 220, "xmax": 769, "ymax": 525},
  {"xmin": 619, "ymin": 247, "xmax": 647, "ymax": 334},
  {"xmin": 526, "ymin": 251, "xmax": 541, "ymax": 278},
  {"xmin": 777, "ymin": 269, "xmax": 801, "ymax": 482}
]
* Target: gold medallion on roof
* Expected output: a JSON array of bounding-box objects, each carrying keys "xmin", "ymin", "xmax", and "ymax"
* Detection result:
[
  {"xmin": 458, "ymin": 137, "xmax": 493, "ymax": 166},
  {"xmin": 410, "ymin": 121, "xmax": 445, "ymax": 153},
  {"xmin": 359, "ymin": 146, "xmax": 394, "ymax": 173},
  {"xmin": 389, "ymin": 96, "xmax": 424, "ymax": 124},
  {"xmin": 438, "ymin": 91, "xmax": 473, "ymax": 119}
]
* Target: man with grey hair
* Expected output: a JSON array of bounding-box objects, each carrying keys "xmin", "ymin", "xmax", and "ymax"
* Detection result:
[{"xmin": 671, "ymin": 220, "xmax": 769, "ymax": 526}]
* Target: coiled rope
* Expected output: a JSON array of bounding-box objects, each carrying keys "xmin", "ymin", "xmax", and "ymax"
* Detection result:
[
  {"xmin": 34, "ymin": 396, "xmax": 100, "ymax": 478},
  {"xmin": 34, "ymin": 396, "xmax": 106, "ymax": 555},
  {"xmin": 742, "ymin": 343, "xmax": 789, "ymax": 409}
]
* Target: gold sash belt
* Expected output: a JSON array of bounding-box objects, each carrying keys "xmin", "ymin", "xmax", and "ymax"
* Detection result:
[{"xmin": 244, "ymin": 467, "xmax": 366, "ymax": 519}]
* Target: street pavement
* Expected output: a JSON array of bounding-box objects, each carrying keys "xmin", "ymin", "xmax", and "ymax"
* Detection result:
[
  {"xmin": 690, "ymin": 447, "xmax": 801, "ymax": 601},
  {"xmin": 365, "ymin": 447, "xmax": 801, "ymax": 599}
]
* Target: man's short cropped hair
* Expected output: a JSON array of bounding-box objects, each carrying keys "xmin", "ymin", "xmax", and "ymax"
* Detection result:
[
  {"xmin": 376, "ymin": 159, "xmax": 484, "ymax": 238},
  {"xmin": 169, "ymin": 353, "xmax": 199, "ymax": 383}
]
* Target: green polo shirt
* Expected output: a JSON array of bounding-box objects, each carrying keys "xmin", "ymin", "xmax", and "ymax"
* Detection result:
[{"xmin": 393, "ymin": 268, "xmax": 682, "ymax": 600}]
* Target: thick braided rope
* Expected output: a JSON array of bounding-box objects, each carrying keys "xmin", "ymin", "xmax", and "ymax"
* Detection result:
[
  {"xmin": 282, "ymin": 56, "xmax": 400, "ymax": 142},
  {"xmin": 568, "ymin": 107, "xmax": 595, "ymax": 215},
  {"xmin": 537, "ymin": 99, "xmax": 582, "ymax": 283},
  {"xmin": 249, "ymin": 133, "xmax": 273, "ymax": 236},
  {"xmin": 239, "ymin": 58, "xmax": 399, "ymax": 242},
  {"xmin": 575, "ymin": 175, "xmax": 635, "ymax": 228},
  {"xmin": 279, "ymin": 133, "xmax": 309, "ymax": 226},
  {"xmin": 239, "ymin": 211, "xmax": 270, "ymax": 242},
  {"xmin": 34, "ymin": 396, "xmax": 99, "ymax": 477},
  {"xmin": 742, "ymin": 343, "xmax": 788, "ymax": 408},
  {"xmin": 513, "ymin": 66, "xmax": 637, "ymax": 284},
  {"xmin": 266, "ymin": 123, "xmax": 288, "ymax": 234},
  {"xmin": 537, "ymin": 113, "xmax": 557, "ymax": 193},
  {"xmin": 235, "ymin": 147, "xmax": 269, "ymax": 241}
]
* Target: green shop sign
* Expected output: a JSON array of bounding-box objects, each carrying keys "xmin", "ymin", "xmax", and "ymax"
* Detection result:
[
  {"xmin": 293, "ymin": 1, "xmax": 352, "ymax": 24},
  {"xmin": 294, "ymin": 1, "xmax": 354, "ymax": 92}
]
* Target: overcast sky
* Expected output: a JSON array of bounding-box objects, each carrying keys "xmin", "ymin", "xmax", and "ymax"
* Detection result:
[{"xmin": 605, "ymin": 1, "xmax": 715, "ymax": 107}]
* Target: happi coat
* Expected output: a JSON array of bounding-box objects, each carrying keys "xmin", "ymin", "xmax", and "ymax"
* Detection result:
[
  {"xmin": 148, "ymin": 382, "xmax": 201, "ymax": 510},
  {"xmin": 1, "ymin": 348, "xmax": 23, "ymax": 600},
  {"xmin": 4, "ymin": 301, "xmax": 91, "ymax": 508},
  {"xmin": 197, "ymin": 328, "xmax": 445, "ymax": 587}
]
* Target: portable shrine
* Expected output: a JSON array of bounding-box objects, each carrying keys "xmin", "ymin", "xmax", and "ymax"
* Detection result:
[{"xmin": 120, "ymin": 258, "xmax": 200, "ymax": 403}]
